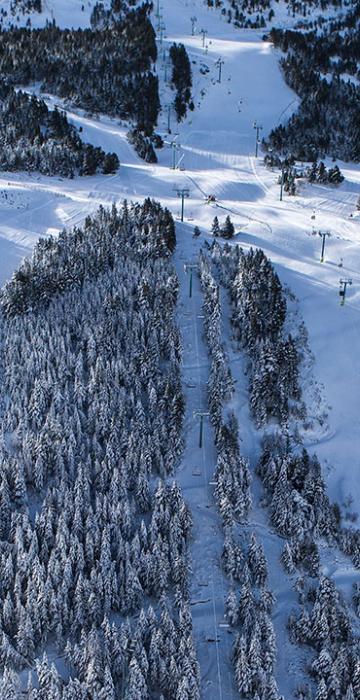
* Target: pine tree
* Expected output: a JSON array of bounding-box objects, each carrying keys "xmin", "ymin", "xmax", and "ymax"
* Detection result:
[
  {"xmin": 345, "ymin": 684, "xmax": 355, "ymax": 700},
  {"xmin": 281, "ymin": 541, "xmax": 295, "ymax": 574},
  {"xmin": 0, "ymin": 668, "xmax": 22, "ymax": 700},
  {"xmin": 125, "ymin": 658, "xmax": 148, "ymax": 700},
  {"xmin": 99, "ymin": 666, "xmax": 116, "ymax": 700},
  {"xmin": 221, "ymin": 215, "xmax": 235, "ymax": 239},
  {"xmin": 315, "ymin": 678, "xmax": 328, "ymax": 700},
  {"xmin": 352, "ymin": 660, "xmax": 360, "ymax": 697},
  {"xmin": 211, "ymin": 216, "xmax": 220, "ymax": 236},
  {"xmin": 265, "ymin": 675, "xmax": 280, "ymax": 700},
  {"xmin": 225, "ymin": 588, "xmax": 239, "ymax": 627},
  {"xmin": 102, "ymin": 152, "xmax": 120, "ymax": 174},
  {"xmin": 234, "ymin": 635, "xmax": 252, "ymax": 696}
]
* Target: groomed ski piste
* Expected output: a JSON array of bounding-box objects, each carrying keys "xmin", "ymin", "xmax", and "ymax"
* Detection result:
[{"xmin": 0, "ymin": 0, "xmax": 359, "ymax": 697}]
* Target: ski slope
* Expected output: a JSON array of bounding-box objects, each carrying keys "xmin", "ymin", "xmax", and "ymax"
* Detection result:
[
  {"xmin": 0, "ymin": 0, "xmax": 359, "ymax": 695},
  {"xmin": 0, "ymin": 0, "xmax": 348, "ymax": 29},
  {"xmin": 0, "ymin": 0, "xmax": 98, "ymax": 28},
  {"xmin": 0, "ymin": 0, "xmax": 358, "ymax": 505}
]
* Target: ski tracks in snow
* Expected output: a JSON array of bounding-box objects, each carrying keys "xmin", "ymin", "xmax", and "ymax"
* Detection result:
[{"xmin": 175, "ymin": 245, "xmax": 236, "ymax": 700}]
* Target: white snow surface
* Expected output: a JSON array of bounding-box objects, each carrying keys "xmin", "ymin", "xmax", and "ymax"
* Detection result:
[
  {"xmin": 0, "ymin": 0, "xmax": 347, "ymax": 29},
  {"xmin": 0, "ymin": 0, "xmax": 360, "ymax": 695},
  {"xmin": 0, "ymin": 0, "xmax": 99, "ymax": 28}
]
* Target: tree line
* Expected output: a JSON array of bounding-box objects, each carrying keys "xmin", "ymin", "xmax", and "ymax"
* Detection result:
[
  {"xmin": 265, "ymin": 3, "xmax": 360, "ymax": 162},
  {"xmin": 0, "ymin": 83, "xmax": 119, "ymax": 177},
  {"xmin": 0, "ymin": 4, "xmax": 160, "ymax": 136},
  {"xmin": 210, "ymin": 240, "xmax": 360, "ymax": 698},
  {"xmin": 198, "ymin": 250, "xmax": 281, "ymax": 699},
  {"xmin": 169, "ymin": 43, "xmax": 193, "ymax": 122},
  {"xmin": 1, "ymin": 198, "xmax": 176, "ymax": 316},
  {"xmin": 0, "ymin": 199, "xmax": 200, "ymax": 698}
]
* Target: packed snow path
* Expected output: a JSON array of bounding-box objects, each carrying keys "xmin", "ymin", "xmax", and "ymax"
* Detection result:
[{"xmin": 174, "ymin": 240, "xmax": 236, "ymax": 699}]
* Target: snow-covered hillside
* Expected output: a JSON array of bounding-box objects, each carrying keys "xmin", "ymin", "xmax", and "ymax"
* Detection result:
[
  {"xmin": 0, "ymin": 0, "xmax": 359, "ymax": 696},
  {"xmin": 0, "ymin": 0, "xmax": 358, "ymax": 504},
  {"xmin": 0, "ymin": 0, "xmax": 100, "ymax": 28},
  {"xmin": 0, "ymin": 0, "xmax": 352, "ymax": 30}
]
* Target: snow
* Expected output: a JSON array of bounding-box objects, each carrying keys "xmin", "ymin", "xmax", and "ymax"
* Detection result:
[
  {"xmin": 175, "ymin": 255, "xmax": 237, "ymax": 699},
  {"xmin": 0, "ymin": 0, "xmax": 359, "ymax": 694},
  {"xmin": 0, "ymin": 0, "xmax": 344, "ymax": 30},
  {"xmin": 320, "ymin": 71, "xmax": 360, "ymax": 85},
  {"xmin": 0, "ymin": 0, "xmax": 102, "ymax": 29}
]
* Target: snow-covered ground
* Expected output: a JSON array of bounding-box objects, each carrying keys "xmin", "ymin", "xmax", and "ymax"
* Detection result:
[
  {"xmin": 175, "ymin": 244, "xmax": 237, "ymax": 700},
  {"xmin": 2, "ymin": 0, "xmax": 358, "ymax": 507},
  {"xmin": 0, "ymin": 0, "xmax": 348, "ymax": 30},
  {"xmin": 0, "ymin": 0, "xmax": 99, "ymax": 28},
  {"xmin": 0, "ymin": 0, "xmax": 359, "ymax": 694}
]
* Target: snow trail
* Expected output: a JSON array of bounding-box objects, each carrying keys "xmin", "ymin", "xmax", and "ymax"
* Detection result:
[{"xmin": 174, "ymin": 236, "xmax": 236, "ymax": 699}]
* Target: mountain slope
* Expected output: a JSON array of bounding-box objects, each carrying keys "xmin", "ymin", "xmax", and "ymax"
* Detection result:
[{"xmin": 0, "ymin": 0, "xmax": 359, "ymax": 697}]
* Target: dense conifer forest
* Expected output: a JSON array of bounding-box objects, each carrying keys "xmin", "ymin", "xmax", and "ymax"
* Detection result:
[
  {"xmin": 90, "ymin": 0, "xmax": 144, "ymax": 28},
  {"xmin": 198, "ymin": 252, "xmax": 281, "ymax": 700},
  {"xmin": 0, "ymin": 199, "xmax": 200, "ymax": 698},
  {"xmin": 0, "ymin": 84, "xmax": 119, "ymax": 176},
  {"xmin": 0, "ymin": 0, "xmax": 358, "ymax": 696},
  {"xmin": 169, "ymin": 43, "xmax": 193, "ymax": 121},
  {"xmin": 0, "ymin": 4, "xmax": 160, "ymax": 134},
  {"xmin": 265, "ymin": 4, "xmax": 360, "ymax": 161}
]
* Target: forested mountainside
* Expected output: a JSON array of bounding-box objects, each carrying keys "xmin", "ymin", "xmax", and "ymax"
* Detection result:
[
  {"xmin": 0, "ymin": 0, "xmax": 358, "ymax": 696},
  {"xmin": 90, "ymin": 0, "xmax": 144, "ymax": 28},
  {"xmin": 0, "ymin": 84, "xmax": 119, "ymax": 176},
  {"xmin": 206, "ymin": 0, "xmax": 354, "ymax": 29},
  {"xmin": 0, "ymin": 0, "xmax": 143, "ymax": 28},
  {"xmin": 198, "ymin": 252, "xmax": 281, "ymax": 699},
  {"xmin": 204, "ymin": 240, "xmax": 360, "ymax": 700},
  {"xmin": 264, "ymin": 3, "xmax": 360, "ymax": 161},
  {"xmin": 127, "ymin": 40, "xmax": 193, "ymax": 162},
  {"xmin": 0, "ymin": 4, "xmax": 159, "ymax": 134},
  {"xmin": 0, "ymin": 199, "xmax": 200, "ymax": 699},
  {"xmin": 1, "ymin": 198, "xmax": 176, "ymax": 315},
  {"xmin": 206, "ymin": 0, "xmax": 359, "ymax": 161}
]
